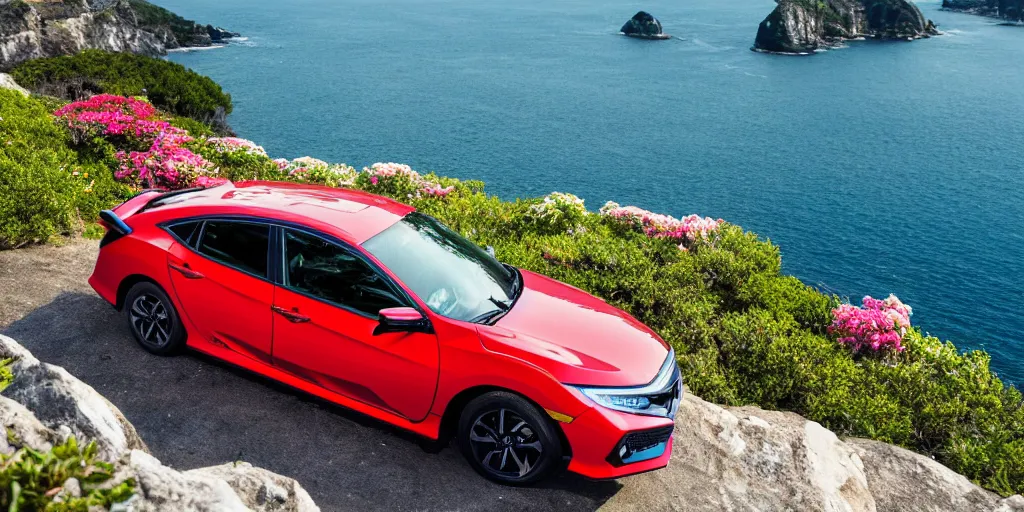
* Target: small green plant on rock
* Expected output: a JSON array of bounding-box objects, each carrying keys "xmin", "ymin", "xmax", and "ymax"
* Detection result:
[{"xmin": 0, "ymin": 437, "xmax": 135, "ymax": 511}]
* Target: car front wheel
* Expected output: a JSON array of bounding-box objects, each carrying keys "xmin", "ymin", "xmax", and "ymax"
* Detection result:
[
  {"xmin": 457, "ymin": 391, "xmax": 564, "ymax": 485},
  {"xmin": 124, "ymin": 281, "xmax": 186, "ymax": 356}
]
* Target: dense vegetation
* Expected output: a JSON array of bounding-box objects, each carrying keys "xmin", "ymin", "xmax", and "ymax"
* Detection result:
[
  {"xmin": 0, "ymin": 89, "xmax": 132, "ymax": 249},
  {"xmin": 0, "ymin": 69, "xmax": 1022, "ymax": 497},
  {"xmin": 11, "ymin": 51, "xmax": 232, "ymax": 127},
  {"xmin": 127, "ymin": 0, "xmax": 210, "ymax": 47}
]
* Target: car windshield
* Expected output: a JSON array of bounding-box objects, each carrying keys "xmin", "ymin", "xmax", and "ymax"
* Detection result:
[{"xmin": 362, "ymin": 213, "xmax": 519, "ymax": 323}]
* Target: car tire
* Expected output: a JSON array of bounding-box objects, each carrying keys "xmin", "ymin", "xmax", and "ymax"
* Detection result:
[
  {"xmin": 457, "ymin": 391, "xmax": 564, "ymax": 485},
  {"xmin": 124, "ymin": 281, "xmax": 187, "ymax": 356}
]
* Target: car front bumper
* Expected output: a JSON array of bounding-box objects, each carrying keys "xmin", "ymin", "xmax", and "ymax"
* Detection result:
[{"xmin": 560, "ymin": 401, "xmax": 676, "ymax": 479}]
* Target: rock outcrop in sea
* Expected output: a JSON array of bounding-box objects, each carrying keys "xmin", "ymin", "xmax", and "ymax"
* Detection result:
[
  {"xmin": 753, "ymin": 0, "xmax": 939, "ymax": 54},
  {"xmin": 0, "ymin": 0, "xmax": 238, "ymax": 69},
  {"xmin": 620, "ymin": 11, "xmax": 671, "ymax": 39},
  {"xmin": 0, "ymin": 334, "xmax": 319, "ymax": 511},
  {"xmin": 942, "ymin": 0, "xmax": 1024, "ymax": 21}
]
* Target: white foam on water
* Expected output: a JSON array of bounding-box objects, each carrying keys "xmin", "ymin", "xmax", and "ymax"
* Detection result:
[{"xmin": 167, "ymin": 45, "xmax": 227, "ymax": 53}]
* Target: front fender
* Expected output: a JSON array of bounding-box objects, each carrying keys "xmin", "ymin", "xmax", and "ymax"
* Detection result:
[{"xmin": 430, "ymin": 325, "xmax": 592, "ymax": 423}]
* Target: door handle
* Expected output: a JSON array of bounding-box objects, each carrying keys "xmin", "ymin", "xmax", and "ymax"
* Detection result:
[
  {"xmin": 169, "ymin": 262, "xmax": 204, "ymax": 280},
  {"xmin": 272, "ymin": 306, "xmax": 311, "ymax": 323}
]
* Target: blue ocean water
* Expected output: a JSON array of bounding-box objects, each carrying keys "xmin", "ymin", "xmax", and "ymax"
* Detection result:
[{"xmin": 160, "ymin": 0, "xmax": 1024, "ymax": 384}]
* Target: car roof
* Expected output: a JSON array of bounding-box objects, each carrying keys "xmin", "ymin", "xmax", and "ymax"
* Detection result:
[{"xmin": 144, "ymin": 181, "xmax": 415, "ymax": 245}]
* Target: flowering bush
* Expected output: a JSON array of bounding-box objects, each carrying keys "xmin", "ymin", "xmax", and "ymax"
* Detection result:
[
  {"xmin": 205, "ymin": 137, "xmax": 267, "ymax": 157},
  {"xmin": 356, "ymin": 162, "xmax": 454, "ymax": 199},
  {"xmin": 55, "ymin": 95, "xmax": 222, "ymax": 190},
  {"xmin": 600, "ymin": 201, "xmax": 722, "ymax": 249},
  {"xmin": 273, "ymin": 157, "xmax": 358, "ymax": 187},
  {"xmin": 115, "ymin": 130, "xmax": 214, "ymax": 189},
  {"xmin": 829, "ymin": 294, "xmax": 913, "ymax": 352},
  {"xmin": 54, "ymin": 94, "xmax": 160, "ymax": 140},
  {"xmin": 528, "ymin": 192, "xmax": 588, "ymax": 233}
]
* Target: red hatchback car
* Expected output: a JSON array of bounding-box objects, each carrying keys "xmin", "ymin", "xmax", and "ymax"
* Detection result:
[{"xmin": 89, "ymin": 181, "xmax": 682, "ymax": 484}]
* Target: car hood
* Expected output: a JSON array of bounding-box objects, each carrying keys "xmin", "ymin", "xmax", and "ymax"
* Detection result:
[{"xmin": 476, "ymin": 270, "xmax": 669, "ymax": 387}]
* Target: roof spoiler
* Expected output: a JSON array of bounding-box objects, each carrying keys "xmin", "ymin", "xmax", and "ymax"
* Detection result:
[{"xmin": 99, "ymin": 210, "xmax": 133, "ymax": 236}]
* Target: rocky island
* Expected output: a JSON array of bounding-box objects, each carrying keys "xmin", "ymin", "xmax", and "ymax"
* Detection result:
[
  {"xmin": 620, "ymin": 11, "xmax": 671, "ymax": 39},
  {"xmin": 0, "ymin": 0, "xmax": 239, "ymax": 69},
  {"xmin": 943, "ymin": 0, "xmax": 1024, "ymax": 21},
  {"xmin": 753, "ymin": 0, "xmax": 939, "ymax": 54}
]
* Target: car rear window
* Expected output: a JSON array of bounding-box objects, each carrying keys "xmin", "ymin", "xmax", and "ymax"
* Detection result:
[
  {"xmin": 197, "ymin": 221, "xmax": 270, "ymax": 278},
  {"xmin": 167, "ymin": 221, "xmax": 202, "ymax": 247}
]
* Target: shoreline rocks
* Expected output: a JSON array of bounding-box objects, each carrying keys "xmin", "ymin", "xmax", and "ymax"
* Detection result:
[
  {"xmin": 620, "ymin": 11, "xmax": 671, "ymax": 40},
  {"xmin": 942, "ymin": 0, "xmax": 1024, "ymax": 21},
  {"xmin": 0, "ymin": 0, "xmax": 239, "ymax": 69},
  {"xmin": 752, "ymin": 0, "xmax": 939, "ymax": 55}
]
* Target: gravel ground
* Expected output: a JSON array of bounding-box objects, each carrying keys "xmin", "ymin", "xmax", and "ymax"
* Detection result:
[{"xmin": 0, "ymin": 240, "xmax": 624, "ymax": 511}]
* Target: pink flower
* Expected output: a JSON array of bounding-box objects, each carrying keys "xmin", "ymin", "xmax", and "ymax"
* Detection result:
[
  {"xmin": 829, "ymin": 295, "xmax": 913, "ymax": 353},
  {"xmin": 599, "ymin": 202, "xmax": 722, "ymax": 248},
  {"xmin": 370, "ymin": 176, "xmax": 379, "ymax": 185}
]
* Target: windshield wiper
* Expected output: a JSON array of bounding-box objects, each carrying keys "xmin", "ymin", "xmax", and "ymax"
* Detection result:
[
  {"xmin": 471, "ymin": 307, "xmax": 507, "ymax": 325},
  {"xmin": 487, "ymin": 296, "xmax": 510, "ymax": 311}
]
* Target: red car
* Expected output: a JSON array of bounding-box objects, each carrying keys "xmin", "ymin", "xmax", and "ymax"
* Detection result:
[{"xmin": 89, "ymin": 181, "xmax": 681, "ymax": 484}]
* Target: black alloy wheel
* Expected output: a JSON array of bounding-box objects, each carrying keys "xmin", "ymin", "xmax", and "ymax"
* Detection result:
[
  {"xmin": 457, "ymin": 391, "xmax": 563, "ymax": 485},
  {"xmin": 124, "ymin": 282, "xmax": 186, "ymax": 355}
]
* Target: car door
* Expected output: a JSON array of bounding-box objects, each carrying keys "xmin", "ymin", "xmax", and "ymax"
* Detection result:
[
  {"xmin": 166, "ymin": 219, "xmax": 275, "ymax": 364},
  {"xmin": 271, "ymin": 227, "xmax": 440, "ymax": 421}
]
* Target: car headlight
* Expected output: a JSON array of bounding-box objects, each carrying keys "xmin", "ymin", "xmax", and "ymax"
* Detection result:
[{"xmin": 571, "ymin": 350, "xmax": 683, "ymax": 418}]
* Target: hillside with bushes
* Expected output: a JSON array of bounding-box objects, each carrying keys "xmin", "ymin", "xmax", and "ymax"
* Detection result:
[
  {"xmin": 0, "ymin": 62, "xmax": 1022, "ymax": 500},
  {"xmin": 11, "ymin": 50, "xmax": 233, "ymax": 130}
]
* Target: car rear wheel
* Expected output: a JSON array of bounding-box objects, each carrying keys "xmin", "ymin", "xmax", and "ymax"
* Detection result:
[
  {"xmin": 125, "ymin": 282, "xmax": 186, "ymax": 356},
  {"xmin": 457, "ymin": 391, "xmax": 563, "ymax": 485}
]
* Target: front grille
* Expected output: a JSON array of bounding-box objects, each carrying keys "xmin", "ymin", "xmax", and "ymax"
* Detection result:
[
  {"xmin": 624, "ymin": 425, "xmax": 674, "ymax": 453},
  {"xmin": 607, "ymin": 425, "xmax": 675, "ymax": 467}
]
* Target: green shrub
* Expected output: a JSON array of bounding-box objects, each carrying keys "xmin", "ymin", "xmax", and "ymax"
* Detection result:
[
  {"xmin": 0, "ymin": 437, "xmax": 135, "ymax": 510},
  {"xmin": 0, "ymin": 89, "xmax": 128, "ymax": 248},
  {"xmin": 127, "ymin": 0, "xmax": 210, "ymax": 47},
  {"xmin": 11, "ymin": 51, "xmax": 232, "ymax": 126}
]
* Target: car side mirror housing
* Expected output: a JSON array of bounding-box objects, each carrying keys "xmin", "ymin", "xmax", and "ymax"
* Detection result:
[{"xmin": 374, "ymin": 307, "xmax": 432, "ymax": 335}]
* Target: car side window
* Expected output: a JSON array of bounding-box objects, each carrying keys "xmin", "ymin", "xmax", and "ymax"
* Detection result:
[
  {"xmin": 197, "ymin": 221, "xmax": 270, "ymax": 278},
  {"xmin": 283, "ymin": 229, "xmax": 406, "ymax": 316},
  {"xmin": 168, "ymin": 221, "xmax": 201, "ymax": 247}
]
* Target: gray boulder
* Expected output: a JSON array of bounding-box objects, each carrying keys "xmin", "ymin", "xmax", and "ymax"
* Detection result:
[
  {"xmin": 190, "ymin": 462, "xmax": 320, "ymax": 512},
  {"xmin": 601, "ymin": 392, "xmax": 1024, "ymax": 511},
  {"xmin": 0, "ymin": 334, "xmax": 320, "ymax": 511},
  {"xmin": 0, "ymin": 395, "xmax": 56, "ymax": 454},
  {"xmin": 111, "ymin": 450, "xmax": 254, "ymax": 512},
  {"xmin": 0, "ymin": 334, "xmax": 147, "ymax": 461},
  {"xmin": 0, "ymin": 73, "xmax": 28, "ymax": 95},
  {"xmin": 849, "ymin": 438, "xmax": 1024, "ymax": 512},
  {"xmin": 601, "ymin": 393, "xmax": 874, "ymax": 511}
]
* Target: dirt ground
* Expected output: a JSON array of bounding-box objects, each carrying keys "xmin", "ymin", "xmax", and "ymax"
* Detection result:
[{"xmin": 0, "ymin": 239, "xmax": 98, "ymax": 328}]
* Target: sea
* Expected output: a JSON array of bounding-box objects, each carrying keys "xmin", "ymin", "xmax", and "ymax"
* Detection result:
[{"xmin": 158, "ymin": 0, "xmax": 1024, "ymax": 385}]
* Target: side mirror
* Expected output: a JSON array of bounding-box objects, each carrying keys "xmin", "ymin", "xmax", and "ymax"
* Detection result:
[{"xmin": 374, "ymin": 307, "xmax": 432, "ymax": 336}]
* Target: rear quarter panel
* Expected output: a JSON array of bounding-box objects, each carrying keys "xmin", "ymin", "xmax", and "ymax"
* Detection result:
[{"xmin": 89, "ymin": 220, "xmax": 177, "ymax": 309}]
